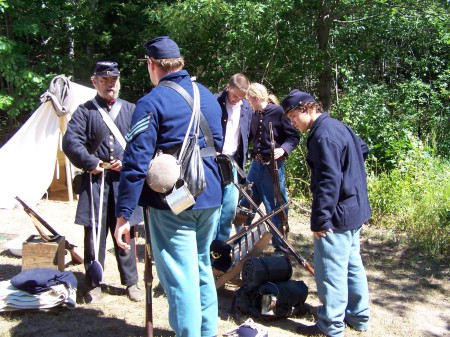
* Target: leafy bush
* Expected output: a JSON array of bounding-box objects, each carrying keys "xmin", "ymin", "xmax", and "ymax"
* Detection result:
[
  {"xmin": 285, "ymin": 142, "xmax": 311, "ymax": 201},
  {"xmin": 368, "ymin": 140, "xmax": 450, "ymax": 259}
]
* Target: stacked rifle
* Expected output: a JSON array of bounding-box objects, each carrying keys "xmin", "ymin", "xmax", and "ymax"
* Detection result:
[{"xmin": 14, "ymin": 196, "xmax": 83, "ymax": 265}]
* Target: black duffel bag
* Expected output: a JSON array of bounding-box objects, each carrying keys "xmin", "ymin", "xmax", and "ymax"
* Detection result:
[{"xmin": 233, "ymin": 280, "xmax": 308, "ymax": 319}]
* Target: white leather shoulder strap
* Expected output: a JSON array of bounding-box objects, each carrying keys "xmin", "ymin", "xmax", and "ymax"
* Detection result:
[{"xmin": 91, "ymin": 99, "xmax": 126, "ymax": 149}]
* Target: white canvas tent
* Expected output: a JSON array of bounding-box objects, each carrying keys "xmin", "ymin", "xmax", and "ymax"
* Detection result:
[{"xmin": 0, "ymin": 75, "xmax": 96, "ymax": 209}]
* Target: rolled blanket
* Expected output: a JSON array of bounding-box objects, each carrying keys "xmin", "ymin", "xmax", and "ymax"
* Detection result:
[{"xmin": 242, "ymin": 256, "xmax": 292, "ymax": 288}]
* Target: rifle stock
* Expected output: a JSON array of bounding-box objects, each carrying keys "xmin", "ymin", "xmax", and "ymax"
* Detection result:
[{"xmin": 15, "ymin": 196, "xmax": 83, "ymax": 265}]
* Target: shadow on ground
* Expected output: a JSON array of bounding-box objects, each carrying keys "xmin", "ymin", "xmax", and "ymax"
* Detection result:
[{"xmin": 4, "ymin": 308, "xmax": 174, "ymax": 337}]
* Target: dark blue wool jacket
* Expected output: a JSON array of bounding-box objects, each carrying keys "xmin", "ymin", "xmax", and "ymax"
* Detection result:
[
  {"xmin": 249, "ymin": 103, "xmax": 300, "ymax": 158},
  {"xmin": 306, "ymin": 113, "xmax": 371, "ymax": 231},
  {"xmin": 215, "ymin": 89, "xmax": 253, "ymax": 169},
  {"xmin": 63, "ymin": 95, "xmax": 142, "ymax": 227}
]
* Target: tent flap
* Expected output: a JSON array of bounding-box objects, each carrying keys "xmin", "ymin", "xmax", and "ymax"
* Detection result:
[{"xmin": 0, "ymin": 76, "xmax": 96, "ymax": 209}]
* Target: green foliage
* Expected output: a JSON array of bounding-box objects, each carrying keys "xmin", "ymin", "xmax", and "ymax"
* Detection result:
[
  {"xmin": 285, "ymin": 141, "xmax": 310, "ymax": 201},
  {"xmin": 0, "ymin": 0, "xmax": 449, "ymax": 260},
  {"xmin": 144, "ymin": 0, "xmax": 315, "ymax": 94},
  {"xmin": 336, "ymin": 83, "xmax": 414, "ymax": 172},
  {"xmin": 333, "ymin": 1, "xmax": 450, "ymax": 159},
  {"xmin": 367, "ymin": 140, "xmax": 450, "ymax": 259},
  {"xmin": 0, "ymin": 33, "xmax": 48, "ymax": 122}
]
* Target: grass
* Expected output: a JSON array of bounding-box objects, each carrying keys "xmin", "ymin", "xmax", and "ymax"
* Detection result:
[{"xmin": 367, "ymin": 147, "xmax": 450, "ymax": 259}]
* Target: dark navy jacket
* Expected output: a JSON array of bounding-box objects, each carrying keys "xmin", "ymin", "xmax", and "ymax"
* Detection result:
[
  {"xmin": 216, "ymin": 89, "xmax": 253, "ymax": 169},
  {"xmin": 249, "ymin": 103, "xmax": 300, "ymax": 158},
  {"xmin": 116, "ymin": 70, "xmax": 223, "ymax": 219},
  {"xmin": 62, "ymin": 95, "xmax": 142, "ymax": 227},
  {"xmin": 306, "ymin": 112, "xmax": 371, "ymax": 231}
]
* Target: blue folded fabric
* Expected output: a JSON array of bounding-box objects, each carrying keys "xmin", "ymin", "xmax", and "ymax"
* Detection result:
[{"xmin": 11, "ymin": 268, "xmax": 77, "ymax": 294}]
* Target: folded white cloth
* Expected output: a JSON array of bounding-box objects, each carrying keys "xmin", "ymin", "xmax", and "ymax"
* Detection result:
[{"xmin": 0, "ymin": 280, "xmax": 76, "ymax": 311}]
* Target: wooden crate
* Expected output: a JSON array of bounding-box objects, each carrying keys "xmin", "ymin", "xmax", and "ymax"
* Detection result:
[{"xmin": 22, "ymin": 235, "xmax": 65, "ymax": 272}]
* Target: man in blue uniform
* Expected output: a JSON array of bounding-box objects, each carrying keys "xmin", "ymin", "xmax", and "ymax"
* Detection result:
[
  {"xmin": 62, "ymin": 61, "xmax": 143, "ymax": 303},
  {"xmin": 281, "ymin": 89, "xmax": 371, "ymax": 337},
  {"xmin": 214, "ymin": 73, "xmax": 253, "ymax": 241},
  {"xmin": 114, "ymin": 36, "xmax": 223, "ymax": 337},
  {"xmin": 240, "ymin": 82, "xmax": 300, "ymax": 250}
]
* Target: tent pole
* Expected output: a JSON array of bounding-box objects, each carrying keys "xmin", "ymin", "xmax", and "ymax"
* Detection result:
[{"xmin": 65, "ymin": 155, "xmax": 74, "ymax": 202}]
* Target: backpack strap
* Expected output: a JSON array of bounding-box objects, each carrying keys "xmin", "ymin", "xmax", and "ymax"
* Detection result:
[{"xmin": 159, "ymin": 80, "xmax": 215, "ymax": 157}]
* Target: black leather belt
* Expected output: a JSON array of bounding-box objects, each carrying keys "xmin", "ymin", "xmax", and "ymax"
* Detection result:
[{"xmin": 252, "ymin": 154, "xmax": 271, "ymax": 164}]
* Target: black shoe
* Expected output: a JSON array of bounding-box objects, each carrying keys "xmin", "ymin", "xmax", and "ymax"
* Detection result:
[{"xmin": 296, "ymin": 323, "xmax": 329, "ymax": 336}]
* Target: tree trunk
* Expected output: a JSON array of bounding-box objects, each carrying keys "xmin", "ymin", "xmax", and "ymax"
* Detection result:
[{"xmin": 317, "ymin": 3, "xmax": 332, "ymax": 112}]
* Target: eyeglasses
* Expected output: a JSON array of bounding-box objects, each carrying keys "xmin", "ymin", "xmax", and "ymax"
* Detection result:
[{"xmin": 138, "ymin": 55, "xmax": 150, "ymax": 62}]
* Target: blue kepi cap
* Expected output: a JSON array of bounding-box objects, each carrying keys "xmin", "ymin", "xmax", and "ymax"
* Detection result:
[
  {"xmin": 281, "ymin": 89, "xmax": 316, "ymax": 114},
  {"xmin": 94, "ymin": 61, "xmax": 120, "ymax": 77},
  {"xmin": 144, "ymin": 36, "xmax": 181, "ymax": 59}
]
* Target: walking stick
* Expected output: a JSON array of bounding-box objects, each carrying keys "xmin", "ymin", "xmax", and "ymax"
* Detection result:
[{"xmin": 143, "ymin": 207, "xmax": 154, "ymax": 337}]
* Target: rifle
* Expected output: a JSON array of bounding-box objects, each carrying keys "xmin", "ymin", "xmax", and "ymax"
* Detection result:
[
  {"xmin": 269, "ymin": 122, "xmax": 289, "ymax": 238},
  {"xmin": 14, "ymin": 196, "xmax": 84, "ymax": 265},
  {"xmin": 143, "ymin": 207, "xmax": 154, "ymax": 337},
  {"xmin": 238, "ymin": 182, "xmax": 315, "ymax": 276},
  {"xmin": 216, "ymin": 154, "xmax": 314, "ymax": 276}
]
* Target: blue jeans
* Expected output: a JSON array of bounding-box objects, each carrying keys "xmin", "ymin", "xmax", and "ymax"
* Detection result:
[
  {"xmin": 214, "ymin": 167, "xmax": 240, "ymax": 241},
  {"xmin": 147, "ymin": 207, "xmax": 220, "ymax": 337},
  {"xmin": 239, "ymin": 160, "xmax": 288, "ymax": 246},
  {"xmin": 314, "ymin": 228, "xmax": 370, "ymax": 337}
]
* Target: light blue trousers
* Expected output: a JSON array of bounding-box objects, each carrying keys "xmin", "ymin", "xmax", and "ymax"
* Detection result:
[
  {"xmin": 147, "ymin": 207, "xmax": 220, "ymax": 337},
  {"xmin": 214, "ymin": 167, "xmax": 239, "ymax": 241},
  {"xmin": 314, "ymin": 227, "xmax": 370, "ymax": 337}
]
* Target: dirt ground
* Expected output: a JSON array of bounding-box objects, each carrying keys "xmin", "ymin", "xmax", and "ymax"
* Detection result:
[{"xmin": 0, "ymin": 199, "xmax": 448, "ymax": 337}]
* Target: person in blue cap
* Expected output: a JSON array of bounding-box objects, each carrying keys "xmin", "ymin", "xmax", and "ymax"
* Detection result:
[
  {"xmin": 239, "ymin": 82, "xmax": 300, "ymax": 250},
  {"xmin": 114, "ymin": 36, "xmax": 223, "ymax": 337},
  {"xmin": 63, "ymin": 61, "xmax": 144, "ymax": 303},
  {"xmin": 213, "ymin": 73, "xmax": 253, "ymax": 242},
  {"xmin": 281, "ymin": 89, "xmax": 371, "ymax": 337}
]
